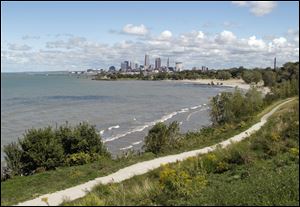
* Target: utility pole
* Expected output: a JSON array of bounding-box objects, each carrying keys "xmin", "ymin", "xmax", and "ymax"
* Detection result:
[{"xmin": 274, "ymin": 57, "xmax": 276, "ymax": 70}]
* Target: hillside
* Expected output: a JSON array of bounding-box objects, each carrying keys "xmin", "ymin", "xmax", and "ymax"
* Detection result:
[{"xmin": 63, "ymin": 99, "xmax": 299, "ymax": 206}]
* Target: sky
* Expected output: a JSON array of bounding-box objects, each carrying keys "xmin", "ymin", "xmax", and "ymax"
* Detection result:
[{"xmin": 1, "ymin": 1, "xmax": 299, "ymax": 72}]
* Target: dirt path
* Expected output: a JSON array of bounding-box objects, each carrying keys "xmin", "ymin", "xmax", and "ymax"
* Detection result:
[{"xmin": 16, "ymin": 98, "xmax": 294, "ymax": 206}]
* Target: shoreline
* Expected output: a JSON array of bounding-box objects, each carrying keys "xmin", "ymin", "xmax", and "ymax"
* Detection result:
[
  {"xmin": 15, "ymin": 98, "xmax": 294, "ymax": 206},
  {"xmin": 170, "ymin": 78, "xmax": 270, "ymax": 94}
]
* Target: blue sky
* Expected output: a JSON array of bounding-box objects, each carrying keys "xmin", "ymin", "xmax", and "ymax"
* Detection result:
[{"xmin": 1, "ymin": 1, "xmax": 299, "ymax": 72}]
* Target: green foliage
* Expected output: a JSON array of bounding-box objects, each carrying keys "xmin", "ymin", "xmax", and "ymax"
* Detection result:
[
  {"xmin": 217, "ymin": 71, "xmax": 232, "ymax": 80},
  {"xmin": 3, "ymin": 142, "xmax": 23, "ymax": 178},
  {"xmin": 210, "ymin": 88, "xmax": 263, "ymax": 125},
  {"xmin": 3, "ymin": 122, "xmax": 110, "ymax": 178},
  {"xmin": 242, "ymin": 70, "xmax": 262, "ymax": 84},
  {"xmin": 158, "ymin": 164, "xmax": 207, "ymax": 205},
  {"xmin": 143, "ymin": 121, "xmax": 182, "ymax": 154},
  {"xmin": 19, "ymin": 127, "xmax": 64, "ymax": 175},
  {"xmin": 65, "ymin": 152, "xmax": 92, "ymax": 166},
  {"xmin": 262, "ymin": 70, "xmax": 276, "ymax": 86},
  {"xmin": 71, "ymin": 122, "xmax": 109, "ymax": 156}
]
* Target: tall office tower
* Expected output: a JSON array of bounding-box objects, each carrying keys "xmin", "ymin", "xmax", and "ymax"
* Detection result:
[
  {"xmin": 167, "ymin": 57, "xmax": 169, "ymax": 68},
  {"xmin": 130, "ymin": 61, "xmax": 135, "ymax": 69},
  {"xmin": 124, "ymin": 61, "xmax": 129, "ymax": 69},
  {"xmin": 155, "ymin": 57, "xmax": 161, "ymax": 69},
  {"xmin": 144, "ymin": 54, "xmax": 150, "ymax": 69},
  {"xmin": 135, "ymin": 63, "xmax": 139, "ymax": 70},
  {"xmin": 121, "ymin": 62, "xmax": 127, "ymax": 71},
  {"xmin": 175, "ymin": 62, "xmax": 183, "ymax": 72}
]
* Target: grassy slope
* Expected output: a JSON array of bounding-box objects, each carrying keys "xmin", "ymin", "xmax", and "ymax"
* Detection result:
[
  {"xmin": 1, "ymin": 97, "xmax": 295, "ymax": 206},
  {"xmin": 64, "ymin": 99, "xmax": 299, "ymax": 206}
]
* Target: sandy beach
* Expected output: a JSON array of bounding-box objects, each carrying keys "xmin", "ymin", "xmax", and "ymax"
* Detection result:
[{"xmin": 175, "ymin": 79, "xmax": 270, "ymax": 94}]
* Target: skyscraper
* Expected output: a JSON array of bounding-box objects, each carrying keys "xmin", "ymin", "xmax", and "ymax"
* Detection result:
[
  {"xmin": 121, "ymin": 61, "xmax": 129, "ymax": 71},
  {"xmin": 155, "ymin": 57, "xmax": 161, "ymax": 69},
  {"xmin": 167, "ymin": 57, "xmax": 169, "ymax": 68},
  {"xmin": 130, "ymin": 61, "xmax": 135, "ymax": 70},
  {"xmin": 144, "ymin": 54, "xmax": 149, "ymax": 69},
  {"xmin": 175, "ymin": 62, "xmax": 183, "ymax": 72}
]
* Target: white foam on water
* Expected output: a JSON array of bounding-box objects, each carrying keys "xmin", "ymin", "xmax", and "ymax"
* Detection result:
[
  {"xmin": 132, "ymin": 141, "xmax": 142, "ymax": 145},
  {"xmin": 108, "ymin": 125, "xmax": 120, "ymax": 130},
  {"xmin": 186, "ymin": 107, "xmax": 210, "ymax": 121},
  {"xmin": 103, "ymin": 107, "xmax": 190, "ymax": 143},
  {"xmin": 120, "ymin": 145, "xmax": 133, "ymax": 150},
  {"xmin": 99, "ymin": 130, "xmax": 105, "ymax": 135},
  {"xmin": 190, "ymin": 104, "xmax": 202, "ymax": 110}
]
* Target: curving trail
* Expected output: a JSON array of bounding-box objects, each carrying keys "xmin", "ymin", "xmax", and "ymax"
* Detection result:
[{"xmin": 16, "ymin": 98, "xmax": 294, "ymax": 206}]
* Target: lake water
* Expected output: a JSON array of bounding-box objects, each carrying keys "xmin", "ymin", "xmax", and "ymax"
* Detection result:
[{"xmin": 1, "ymin": 72, "xmax": 232, "ymax": 160}]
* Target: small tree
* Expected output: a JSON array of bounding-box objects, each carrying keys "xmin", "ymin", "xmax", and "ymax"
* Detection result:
[
  {"xmin": 217, "ymin": 71, "xmax": 232, "ymax": 80},
  {"xmin": 3, "ymin": 142, "xmax": 23, "ymax": 177},
  {"xmin": 143, "ymin": 121, "xmax": 181, "ymax": 154},
  {"xmin": 262, "ymin": 70, "xmax": 276, "ymax": 87},
  {"xmin": 143, "ymin": 122, "xmax": 168, "ymax": 154},
  {"xmin": 242, "ymin": 70, "xmax": 262, "ymax": 84},
  {"xmin": 19, "ymin": 127, "xmax": 64, "ymax": 174}
]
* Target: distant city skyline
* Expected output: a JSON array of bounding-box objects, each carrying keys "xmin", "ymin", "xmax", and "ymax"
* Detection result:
[{"xmin": 1, "ymin": 1, "xmax": 299, "ymax": 72}]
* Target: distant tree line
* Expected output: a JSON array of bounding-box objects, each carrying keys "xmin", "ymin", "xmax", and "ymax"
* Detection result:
[{"xmin": 93, "ymin": 62, "xmax": 299, "ymax": 87}]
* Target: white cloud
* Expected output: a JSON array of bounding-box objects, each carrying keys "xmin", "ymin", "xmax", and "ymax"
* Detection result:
[
  {"xmin": 159, "ymin": 30, "xmax": 173, "ymax": 40},
  {"xmin": 232, "ymin": 1, "xmax": 248, "ymax": 7},
  {"xmin": 215, "ymin": 30, "xmax": 236, "ymax": 43},
  {"xmin": 122, "ymin": 24, "xmax": 148, "ymax": 36},
  {"xmin": 22, "ymin": 35, "xmax": 40, "ymax": 40},
  {"xmin": 8, "ymin": 43, "xmax": 32, "ymax": 51},
  {"xmin": 46, "ymin": 37, "xmax": 87, "ymax": 49},
  {"xmin": 232, "ymin": 1, "xmax": 277, "ymax": 16},
  {"xmin": 248, "ymin": 36, "xmax": 266, "ymax": 49},
  {"xmin": 273, "ymin": 37, "xmax": 287, "ymax": 46},
  {"xmin": 249, "ymin": 1, "xmax": 277, "ymax": 16},
  {"xmin": 197, "ymin": 31, "xmax": 205, "ymax": 39},
  {"xmin": 2, "ymin": 28, "xmax": 299, "ymax": 72}
]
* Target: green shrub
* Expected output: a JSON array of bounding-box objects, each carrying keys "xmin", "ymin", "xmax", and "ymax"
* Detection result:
[
  {"xmin": 242, "ymin": 70, "xmax": 262, "ymax": 84},
  {"xmin": 210, "ymin": 88, "xmax": 263, "ymax": 125},
  {"xmin": 143, "ymin": 121, "xmax": 182, "ymax": 154},
  {"xmin": 65, "ymin": 152, "xmax": 91, "ymax": 166},
  {"xmin": 19, "ymin": 127, "xmax": 64, "ymax": 175},
  {"xmin": 3, "ymin": 142, "xmax": 23, "ymax": 177},
  {"xmin": 57, "ymin": 122, "xmax": 110, "ymax": 157},
  {"xmin": 3, "ymin": 122, "xmax": 111, "ymax": 178}
]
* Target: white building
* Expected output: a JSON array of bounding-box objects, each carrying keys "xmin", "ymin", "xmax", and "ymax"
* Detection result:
[{"xmin": 175, "ymin": 62, "xmax": 183, "ymax": 72}]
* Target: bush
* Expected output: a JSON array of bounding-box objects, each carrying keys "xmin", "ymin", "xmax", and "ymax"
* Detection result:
[
  {"xmin": 57, "ymin": 122, "xmax": 110, "ymax": 157},
  {"xmin": 242, "ymin": 70, "xmax": 262, "ymax": 84},
  {"xmin": 143, "ymin": 121, "xmax": 181, "ymax": 154},
  {"xmin": 65, "ymin": 152, "xmax": 92, "ymax": 166},
  {"xmin": 3, "ymin": 122, "xmax": 111, "ymax": 178},
  {"xmin": 3, "ymin": 142, "xmax": 23, "ymax": 177},
  {"xmin": 210, "ymin": 87, "xmax": 264, "ymax": 125},
  {"xmin": 158, "ymin": 164, "xmax": 207, "ymax": 205},
  {"xmin": 217, "ymin": 71, "xmax": 232, "ymax": 80},
  {"xmin": 19, "ymin": 127, "xmax": 65, "ymax": 175},
  {"xmin": 262, "ymin": 70, "xmax": 276, "ymax": 87}
]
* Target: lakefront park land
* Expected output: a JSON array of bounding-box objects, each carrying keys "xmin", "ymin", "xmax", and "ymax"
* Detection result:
[
  {"xmin": 1, "ymin": 61, "xmax": 299, "ymax": 206},
  {"xmin": 2, "ymin": 1, "xmax": 299, "ymax": 206}
]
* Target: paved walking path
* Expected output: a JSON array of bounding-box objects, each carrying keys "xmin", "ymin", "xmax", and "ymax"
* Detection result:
[{"xmin": 16, "ymin": 98, "xmax": 294, "ymax": 206}]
